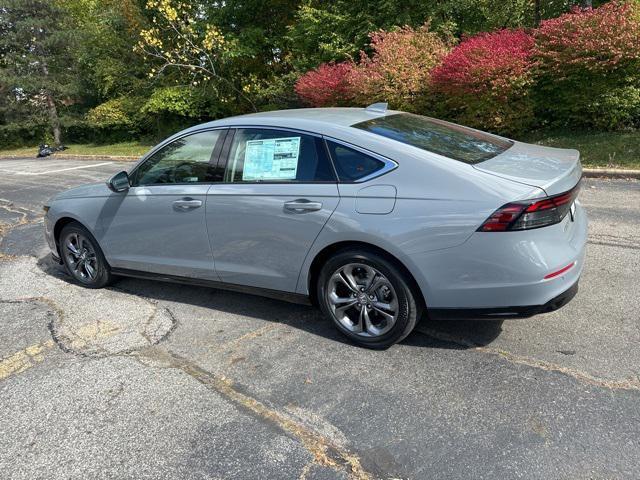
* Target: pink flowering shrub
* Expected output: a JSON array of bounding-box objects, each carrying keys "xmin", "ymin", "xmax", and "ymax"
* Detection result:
[
  {"xmin": 294, "ymin": 62, "xmax": 354, "ymax": 107},
  {"xmin": 533, "ymin": 1, "xmax": 640, "ymax": 129},
  {"xmin": 430, "ymin": 29, "xmax": 536, "ymax": 134}
]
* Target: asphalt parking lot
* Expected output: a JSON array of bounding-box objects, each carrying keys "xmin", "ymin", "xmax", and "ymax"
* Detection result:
[{"xmin": 0, "ymin": 156, "xmax": 639, "ymax": 479}]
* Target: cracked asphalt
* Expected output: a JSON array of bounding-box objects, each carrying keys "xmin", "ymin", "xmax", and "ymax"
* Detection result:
[{"xmin": 0, "ymin": 156, "xmax": 639, "ymax": 479}]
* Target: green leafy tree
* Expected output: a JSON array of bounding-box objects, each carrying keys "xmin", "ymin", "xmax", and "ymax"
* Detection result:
[
  {"xmin": 66, "ymin": 0, "xmax": 149, "ymax": 101},
  {"xmin": 0, "ymin": 0, "xmax": 81, "ymax": 145}
]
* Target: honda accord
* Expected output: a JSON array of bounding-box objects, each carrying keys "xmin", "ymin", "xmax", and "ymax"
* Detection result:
[{"xmin": 44, "ymin": 104, "xmax": 587, "ymax": 348}]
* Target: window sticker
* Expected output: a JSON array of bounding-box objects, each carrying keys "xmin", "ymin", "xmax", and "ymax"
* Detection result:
[{"xmin": 242, "ymin": 136, "xmax": 301, "ymax": 181}]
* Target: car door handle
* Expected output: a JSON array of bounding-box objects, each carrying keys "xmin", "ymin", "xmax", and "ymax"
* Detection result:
[
  {"xmin": 173, "ymin": 198, "xmax": 203, "ymax": 211},
  {"xmin": 284, "ymin": 199, "xmax": 323, "ymax": 212}
]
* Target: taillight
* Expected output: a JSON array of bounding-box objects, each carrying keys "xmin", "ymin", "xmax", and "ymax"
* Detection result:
[{"xmin": 478, "ymin": 183, "xmax": 580, "ymax": 232}]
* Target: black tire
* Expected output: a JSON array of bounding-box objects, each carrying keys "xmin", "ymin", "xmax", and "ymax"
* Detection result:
[
  {"xmin": 59, "ymin": 222, "xmax": 112, "ymax": 289},
  {"xmin": 317, "ymin": 249, "xmax": 419, "ymax": 349}
]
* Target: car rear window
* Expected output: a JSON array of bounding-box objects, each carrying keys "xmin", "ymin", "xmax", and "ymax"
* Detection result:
[{"xmin": 352, "ymin": 113, "xmax": 513, "ymax": 164}]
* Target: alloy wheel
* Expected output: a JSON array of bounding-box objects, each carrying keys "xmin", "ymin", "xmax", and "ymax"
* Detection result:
[
  {"xmin": 326, "ymin": 262, "xmax": 399, "ymax": 337},
  {"xmin": 63, "ymin": 232, "xmax": 99, "ymax": 283}
]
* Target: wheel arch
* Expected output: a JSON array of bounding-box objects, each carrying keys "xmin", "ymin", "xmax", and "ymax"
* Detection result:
[
  {"xmin": 306, "ymin": 240, "xmax": 426, "ymax": 311},
  {"xmin": 53, "ymin": 216, "xmax": 103, "ymax": 260}
]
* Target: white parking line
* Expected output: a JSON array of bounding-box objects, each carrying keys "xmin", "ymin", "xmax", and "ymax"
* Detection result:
[{"xmin": 13, "ymin": 162, "xmax": 114, "ymax": 176}]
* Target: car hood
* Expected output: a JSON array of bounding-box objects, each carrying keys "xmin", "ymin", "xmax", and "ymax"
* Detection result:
[
  {"xmin": 473, "ymin": 141, "xmax": 582, "ymax": 196},
  {"xmin": 52, "ymin": 182, "xmax": 111, "ymax": 201}
]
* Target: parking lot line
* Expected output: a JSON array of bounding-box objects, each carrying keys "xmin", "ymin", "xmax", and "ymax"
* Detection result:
[
  {"xmin": 0, "ymin": 340, "xmax": 55, "ymax": 381},
  {"xmin": 13, "ymin": 162, "xmax": 114, "ymax": 176}
]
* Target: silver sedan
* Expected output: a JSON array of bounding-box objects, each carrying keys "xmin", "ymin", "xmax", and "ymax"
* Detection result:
[{"xmin": 44, "ymin": 105, "xmax": 587, "ymax": 348}]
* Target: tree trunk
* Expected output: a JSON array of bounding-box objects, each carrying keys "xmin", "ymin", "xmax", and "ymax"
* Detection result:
[
  {"xmin": 582, "ymin": 0, "xmax": 593, "ymax": 7},
  {"xmin": 534, "ymin": 0, "xmax": 541, "ymax": 26},
  {"xmin": 45, "ymin": 92, "xmax": 62, "ymax": 146},
  {"xmin": 40, "ymin": 61, "xmax": 62, "ymax": 146}
]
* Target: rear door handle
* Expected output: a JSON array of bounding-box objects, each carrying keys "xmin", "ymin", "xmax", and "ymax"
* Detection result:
[
  {"xmin": 284, "ymin": 199, "xmax": 322, "ymax": 212},
  {"xmin": 173, "ymin": 198, "xmax": 203, "ymax": 211}
]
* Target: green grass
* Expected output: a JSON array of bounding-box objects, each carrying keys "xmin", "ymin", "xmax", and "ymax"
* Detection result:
[
  {"xmin": 0, "ymin": 141, "xmax": 153, "ymax": 158},
  {"xmin": 519, "ymin": 129, "xmax": 640, "ymax": 169}
]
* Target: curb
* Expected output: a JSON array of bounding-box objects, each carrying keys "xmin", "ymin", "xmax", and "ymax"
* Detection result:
[{"xmin": 582, "ymin": 168, "xmax": 640, "ymax": 179}]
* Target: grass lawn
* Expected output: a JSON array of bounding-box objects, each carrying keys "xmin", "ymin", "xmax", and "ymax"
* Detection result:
[
  {"xmin": 519, "ymin": 129, "xmax": 640, "ymax": 170},
  {"xmin": 0, "ymin": 141, "xmax": 152, "ymax": 158}
]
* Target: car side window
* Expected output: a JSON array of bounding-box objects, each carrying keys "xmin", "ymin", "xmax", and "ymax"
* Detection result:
[
  {"xmin": 224, "ymin": 129, "xmax": 335, "ymax": 183},
  {"xmin": 325, "ymin": 141, "xmax": 387, "ymax": 182},
  {"xmin": 132, "ymin": 130, "xmax": 223, "ymax": 186}
]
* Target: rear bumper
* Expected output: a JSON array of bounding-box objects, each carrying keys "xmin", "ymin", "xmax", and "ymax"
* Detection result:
[
  {"xmin": 428, "ymin": 280, "xmax": 579, "ymax": 320},
  {"xmin": 408, "ymin": 201, "xmax": 588, "ymax": 311}
]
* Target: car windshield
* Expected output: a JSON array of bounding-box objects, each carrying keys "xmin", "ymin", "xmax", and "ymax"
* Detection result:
[{"xmin": 352, "ymin": 113, "xmax": 513, "ymax": 164}]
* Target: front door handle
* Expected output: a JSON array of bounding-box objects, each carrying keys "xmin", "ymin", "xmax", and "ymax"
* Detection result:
[
  {"xmin": 173, "ymin": 198, "xmax": 203, "ymax": 211},
  {"xmin": 284, "ymin": 199, "xmax": 322, "ymax": 212}
]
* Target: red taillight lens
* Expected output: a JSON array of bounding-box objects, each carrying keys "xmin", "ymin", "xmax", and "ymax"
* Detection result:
[
  {"xmin": 478, "ymin": 182, "xmax": 580, "ymax": 232},
  {"xmin": 477, "ymin": 204, "xmax": 526, "ymax": 231}
]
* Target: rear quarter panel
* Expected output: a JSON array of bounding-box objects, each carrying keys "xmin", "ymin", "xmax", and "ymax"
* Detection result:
[{"xmin": 295, "ymin": 148, "xmax": 546, "ymax": 297}]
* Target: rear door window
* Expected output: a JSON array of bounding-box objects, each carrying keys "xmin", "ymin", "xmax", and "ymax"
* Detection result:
[{"xmin": 224, "ymin": 129, "xmax": 336, "ymax": 183}]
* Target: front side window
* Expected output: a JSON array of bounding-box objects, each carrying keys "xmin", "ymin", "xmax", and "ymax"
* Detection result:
[
  {"xmin": 224, "ymin": 129, "xmax": 335, "ymax": 183},
  {"xmin": 133, "ymin": 130, "xmax": 223, "ymax": 186},
  {"xmin": 325, "ymin": 141, "xmax": 387, "ymax": 182},
  {"xmin": 352, "ymin": 113, "xmax": 512, "ymax": 164}
]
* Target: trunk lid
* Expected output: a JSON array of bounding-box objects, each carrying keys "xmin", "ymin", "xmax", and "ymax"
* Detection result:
[{"xmin": 473, "ymin": 141, "xmax": 582, "ymax": 195}]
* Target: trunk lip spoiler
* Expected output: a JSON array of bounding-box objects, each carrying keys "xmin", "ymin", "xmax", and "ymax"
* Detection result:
[{"xmin": 471, "ymin": 141, "xmax": 582, "ymax": 196}]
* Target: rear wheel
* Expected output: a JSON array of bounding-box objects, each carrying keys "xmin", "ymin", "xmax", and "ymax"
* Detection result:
[
  {"xmin": 59, "ymin": 222, "xmax": 112, "ymax": 288},
  {"xmin": 317, "ymin": 249, "xmax": 419, "ymax": 349}
]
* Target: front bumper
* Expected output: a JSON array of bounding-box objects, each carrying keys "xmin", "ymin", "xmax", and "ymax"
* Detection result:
[{"xmin": 428, "ymin": 279, "xmax": 579, "ymax": 320}]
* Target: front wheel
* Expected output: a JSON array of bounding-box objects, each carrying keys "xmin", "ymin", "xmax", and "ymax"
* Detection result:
[
  {"xmin": 317, "ymin": 249, "xmax": 419, "ymax": 349},
  {"xmin": 59, "ymin": 222, "xmax": 112, "ymax": 288}
]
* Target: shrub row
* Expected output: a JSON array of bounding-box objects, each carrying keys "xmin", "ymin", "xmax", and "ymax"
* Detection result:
[{"xmin": 295, "ymin": 1, "xmax": 640, "ymax": 135}]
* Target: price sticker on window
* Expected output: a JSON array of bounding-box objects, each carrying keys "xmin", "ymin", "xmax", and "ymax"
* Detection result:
[{"xmin": 242, "ymin": 137, "xmax": 301, "ymax": 181}]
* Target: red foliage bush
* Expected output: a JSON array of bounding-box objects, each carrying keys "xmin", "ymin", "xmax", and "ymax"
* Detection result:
[
  {"xmin": 533, "ymin": 1, "xmax": 640, "ymax": 129},
  {"xmin": 294, "ymin": 62, "xmax": 354, "ymax": 107},
  {"xmin": 534, "ymin": 1, "xmax": 640, "ymax": 77},
  {"xmin": 430, "ymin": 29, "xmax": 535, "ymax": 134},
  {"xmin": 431, "ymin": 29, "xmax": 534, "ymax": 97},
  {"xmin": 295, "ymin": 24, "xmax": 450, "ymax": 110}
]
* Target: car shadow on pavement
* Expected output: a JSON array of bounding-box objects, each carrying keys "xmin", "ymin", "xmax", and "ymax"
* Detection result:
[{"xmin": 38, "ymin": 256, "xmax": 504, "ymax": 350}]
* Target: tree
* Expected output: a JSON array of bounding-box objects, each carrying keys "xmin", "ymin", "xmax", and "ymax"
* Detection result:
[{"xmin": 0, "ymin": 0, "xmax": 81, "ymax": 145}]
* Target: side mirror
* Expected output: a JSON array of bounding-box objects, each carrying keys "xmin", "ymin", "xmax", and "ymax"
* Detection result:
[{"xmin": 107, "ymin": 171, "xmax": 130, "ymax": 192}]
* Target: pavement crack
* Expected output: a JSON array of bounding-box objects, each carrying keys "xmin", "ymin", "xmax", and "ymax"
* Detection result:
[
  {"xmin": 418, "ymin": 328, "xmax": 640, "ymax": 392},
  {"xmin": 135, "ymin": 346, "xmax": 372, "ymax": 480},
  {"xmin": 0, "ymin": 199, "xmax": 42, "ymax": 239}
]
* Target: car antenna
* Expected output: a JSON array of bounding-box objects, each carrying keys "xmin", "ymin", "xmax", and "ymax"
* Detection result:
[{"xmin": 365, "ymin": 102, "xmax": 388, "ymax": 114}]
